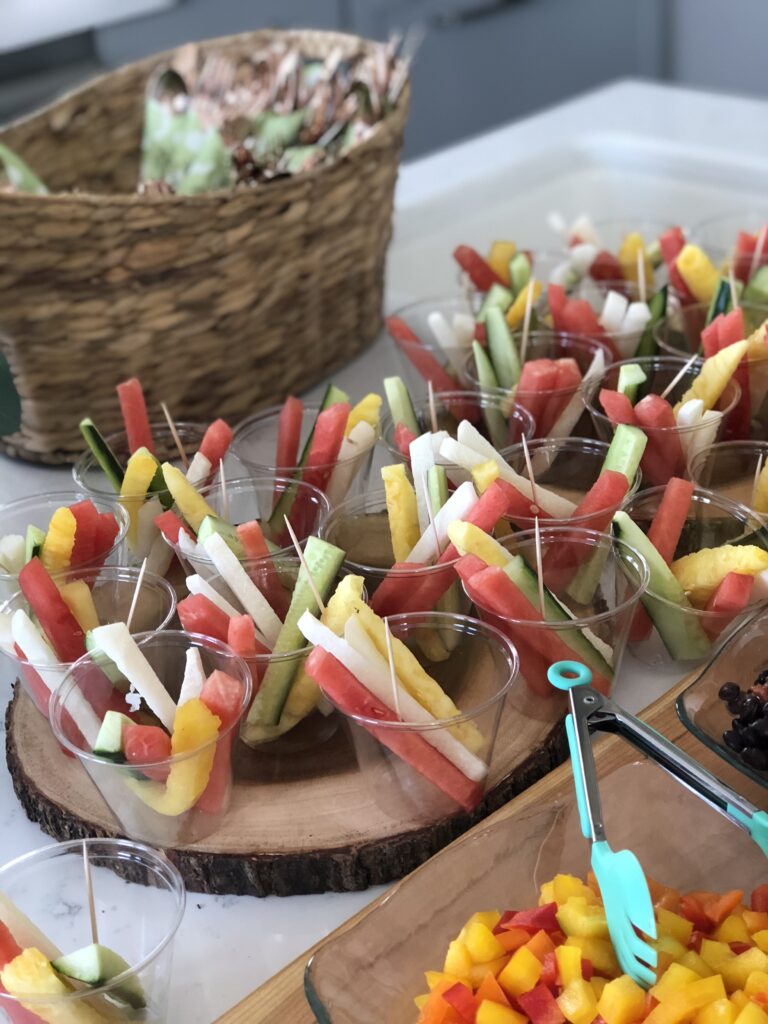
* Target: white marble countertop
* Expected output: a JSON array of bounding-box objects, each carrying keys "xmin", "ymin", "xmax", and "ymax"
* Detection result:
[{"xmin": 2, "ymin": 78, "xmax": 768, "ymax": 1022}]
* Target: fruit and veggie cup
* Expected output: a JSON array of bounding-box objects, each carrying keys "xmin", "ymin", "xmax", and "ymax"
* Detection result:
[
  {"xmin": 621, "ymin": 485, "xmax": 768, "ymax": 669},
  {"xmin": 0, "ymin": 492, "xmax": 129, "ymax": 606},
  {"xmin": 690, "ymin": 210, "xmax": 768, "ymax": 278},
  {"xmin": 308, "ymin": 610, "xmax": 518, "ymax": 820},
  {"xmin": 497, "ymin": 436, "xmax": 642, "ymax": 531},
  {"xmin": 459, "ymin": 527, "xmax": 649, "ymax": 699},
  {"xmin": 385, "ymin": 296, "xmax": 478, "ymax": 398},
  {"xmin": 463, "ymin": 331, "xmax": 612, "ymax": 439},
  {"xmin": 50, "ymin": 631, "xmax": 252, "ymax": 846},
  {"xmin": 584, "ymin": 356, "xmax": 742, "ymax": 487},
  {"xmin": 688, "ymin": 441, "xmax": 768, "ymax": 515},
  {"xmin": 0, "ymin": 565, "xmax": 177, "ymax": 720},
  {"xmin": 0, "ymin": 838, "xmax": 184, "ymax": 1024}
]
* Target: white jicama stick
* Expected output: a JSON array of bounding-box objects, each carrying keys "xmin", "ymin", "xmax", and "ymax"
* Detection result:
[
  {"xmin": 548, "ymin": 260, "xmax": 574, "ymax": 288},
  {"xmin": 540, "ymin": 348, "xmax": 606, "ymax": 452},
  {"xmin": 178, "ymin": 646, "xmax": 206, "ymax": 707},
  {"xmin": 177, "ymin": 529, "xmax": 201, "ymax": 560},
  {"xmin": 599, "ymin": 291, "xmax": 629, "ymax": 334},
  {"xmin": 685, "ymin": 410, "xmax": 722, "ymax": 468},
  {"xmin": 324, "ymin": 421, "xmax": 377, "ymax": 507},
  {"xmin": 12, "ymin": 611, "xmax": 102, "ymax": 746},
  {"xmin": 622, "ymin": 301, "xmax": 652, "ymax": 334},
  {"xmin": 298, "ymin": 611, "xmax": 487, "ymax": 782},
  {"xmin": 0, "ymin": 534, "xmax": 25, "ymax": 574},
  {"xmin": 146, "ymin": 531, "xmax": 174, "ymax": 577},
  {"xmin": 675, "ymin": 398, "xmax": 704, "ymax": 459},
  {"xmin": 0, "ymin": 611, "xmax": 14, "ymax": 655},
  {"xmin": 570, "ymin": 213, "xmax": 600, "ymax": 246},
  {"xmin": 406, "ymin": 481, "xmax": 478, "ymax": 564},
  {"xmin": 90, "ymin": 622, "xmax": 177, "ymax": 732},
  {"xmin": 439, "ymin": 436, "xmax": 486, "ymax": 470},
  {"xmin": 409, "ymin": 432, "xmax": 438, "ymax": 532},
  {"xmin": 569, "ymin": 243, "xmax": 598, "ymax": 276},
  {"xmin": 186, "ymin": 574, "xmax": 242, "ymax": 618},
  {"xmin": 202, "ymin": 533, "xmax": 282, "ymax": 646},
  {"xmin": 452, "ymin": 312, "xmax": 476, "ymax": 349},
  {"xmin": 177, "ymin": 529, "xmax": 215, "ymax": 581},
  {"xmin": 186, "ymin": 451, "xmax": 212, "ymax": 487},
  {"xmin": 428, "ymin": 311, "xmax": 467, "ymax": 378},
  {"xmin": 133, "ymin": 495, "xmax": 163, "ymax": 562}
]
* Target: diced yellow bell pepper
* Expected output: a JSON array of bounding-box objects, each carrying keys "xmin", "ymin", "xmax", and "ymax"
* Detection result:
[
  {"xmin": 652, "ymin": 963, "xmax": 701, "ymax": 1002},
  {"xmin": 381, "ymin": 463, "xmax": 420, "ymax": 563},
  {"xmin": 469, "ymin": 958, "xmax": 509, "ymax": 988},
  {"xmin": 58, "ymin": 579, "xmax": 100, "ymax": 632},
  {"xmin": 162, "ymin": 462, "xmax": 217, "ymax": 532},
  {"xmin": 673, "ymin": 339, "xmax": 748, "ymax": 413},
  {"xmin": 653, "ymin": 935, "xmax": 689, "ymax": 961},
  {"xmin": 414, "ymin": 993, "xmax": 429, "ymax": 1011},
  {"xmin": 346, "ymin": 393, "xmax": 381, "ymax": 435},
  {"xmin": 477, "ymin": 1001, "xmax": 527, "ymax": 1024},
  {"xmin": 425, "ymin": 970, "xmax": 464, "ymax": 991},
  {"xmin": 497, "ymin": 945, "xmax": 542, "ymax": 997},
  {"xmin": 671, "ymin": 545, "xmax": 768, "ymax": 607},
  {"xmin": 465, "ymin": 922, "xmax": 507, "ymax": 964},
  {"xmin": 701, "ymin": 940, "xmax": 734, "ymax": 971},
  {"xmin": 487, "ymin": 241, "xmax": 518, "ymax": 285},
  {"xmin": 472, "ymin": 459, "xmax": 501, "ymax": 495},
  {"xmin": 557, "ymin": 897, "xmax": 609, "ymax": 939},
  {"xmin": 731, "ymin": 991, "xmax": 750, "ymax": 1012},
  {"xmin": 539, "ymin": 881, "xmax": 556, "ymax": 906},
  {"xmin": 448, "ymin": 520, "xmax": 511, "ymax": 568},
  {"xmin": 591, "ymin": 977, "xmax": 608, "ymax": 1000},
  {"xmin": 554, "ymin": 874, "xmax": 598, "ymax": 905},
  {"xmin": 744, "ymin": 913, "xmax": 768, "ymax": 934},
  {"xmin": 558, "ymin": 978, "xmax": 598, "ymax": 1024},
  {"xmin": 676, "ymin": 244, "xmax": 721, "ymax": 303},
  {"xmin": 556, "ymin": 945, "xmax": 583, "ymax": 986},
  {"xmin": 619, "ymin": 232, "xmax": 654, "ymax": 294},
  {"xmin": 696, "ymin": 998, "xmax": 736, "ymax": 1024},
  {"xmin": 1, "ymin": 947, "xmax": 108, "ymax": 1024},
  {"xmin": 467, "ymin": 911, "xmax": 503, "ymax": 933},
  {"xmin": 745, "ymin": 971, "xmax": 768, "ymax": 998},
  {"xmin": 506, "ymin": 279, "xmax": 543, "ymax": 329},
  {"xmin": 597, "ymin": 974, "xmax": 646, "ymax": 1024},
  {"xmin": 734, "ymin": 1003, "xmax": 768, "ymax": 1024},
  {"xmin": 657, "ymin": 907, "xmax": 694, "ymax": 946},
  {"xmin": 717, "ymin": 916, "xmax": 752, "ymax": 945},
  {"xmin": 754, "ymin": 931, "xmax": 768, "ymax": 954},
  {"xmin": 40, "ymin": 506, "xmax": 77, "ymax": 573},
  {"xmin": 679, "ymin": 951, "xmax": 714, "ymax": 977},
  {"xmin": 647, "ymin": 976, "xmax": 728, "ymax": 1024},
  {"xmin": 565, "ymin": 936, "xmax": 619, "ymax": 977},
  {"xmin": 722, "ymin": 949, "xmax": 768, "ymax": 993},
  {"xmin": 444, "ymin": 939, "xmax": 473, "ymax": 980}
]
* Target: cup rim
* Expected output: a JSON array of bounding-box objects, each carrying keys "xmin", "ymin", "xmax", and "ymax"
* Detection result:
[
  {"xmin": 461, "ymin": 526, "xmax": 650, "ymax": 627},
  {"xmin": 50, "ymin": 630, "xmax": 253, "ymax": 768},
  {"xmin": 584, "ymin": 355, "xmax": 742, "ymax": 433},
  {"xmin": 0, "ymin": 566, "xmax": 178, "ymax": 672},
  {"xmin": 687, "ymin": 439, "xmax": 768, "ymax": 484},
  {"xmin": 0, "ymin": 837, "xmax": 185, "ymax": 1006},
  {"xmin": 328, "ymin": 610, "xmax": 519, "ymax": 731},
  {"xmin": 0, "ymin": 492, "xmax": 129, "ymax": 584}
]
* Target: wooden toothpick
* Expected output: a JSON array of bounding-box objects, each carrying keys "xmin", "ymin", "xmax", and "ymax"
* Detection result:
[
  {"xmin": 637, "ymin": 248, "xmax": 647, "ymax": 304},
  {"xmin": 520, "ymin": 434, "xmax": 540, "ymax": 516},
  {"xmin": 283, "ymin": 516, "xmax": 326, "ymax": 614},
  {"xmin": 752, "ymin": 452, "xmax": 765, "ymax": 510},
  {"xmin": 660, "ymin": 350, "xmax": 699, "ymax": 400},
  {"xmin": 427, "ymin": 380, "xmax": 439, "ymax": 434},
  {"xmin": 161, "ymin": 402, "xmax": 189, "ymax": 469},
  {"xmin": 384, "ymin": 618, "xmax": 402, "ymax": 720},
  {"xmin": 125, "ymin": 557, "xmax": 148, "ymax": 632},
  {"xmin": 519, "ymin": 279, "xmax": 536, "ymax": 366},
  {"xmin": 219, "ymin": 460, "xmax": 229, "ymax": 521},
  {"xmin": 82, "ymin": 841, "xmax": 99, "ymax": 945},
  {"xmin": 729, "ymin": 267, "xmax": 740, "ymax": 309},
  {"xmin": 750, "ymin": 224, "xmax": 768, "ymax": 283},
  {"xmin": 534, "ymin": 515, "xmax": 546, "ymax": 619}
]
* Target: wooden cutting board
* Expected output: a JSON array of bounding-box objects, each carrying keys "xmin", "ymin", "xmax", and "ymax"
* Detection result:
[{"xmin": 215, "ymin": 673, "xmax": 768, "ymax": 1022}]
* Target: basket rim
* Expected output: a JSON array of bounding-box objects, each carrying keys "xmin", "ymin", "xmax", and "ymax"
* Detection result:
[{"xmin": 0, "ymin": 27, "xmax": 409, "ymax": 207}]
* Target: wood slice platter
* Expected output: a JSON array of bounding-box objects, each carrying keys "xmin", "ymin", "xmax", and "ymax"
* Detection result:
[{"xmin": 5, "ymin": 683, "xmax": 567, "ymax": 898}]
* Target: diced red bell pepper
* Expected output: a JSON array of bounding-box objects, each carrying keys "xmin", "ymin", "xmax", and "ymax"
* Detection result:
[
  {"xmin": 590, "ymin": 250, "xmax": 625, "ymax": 285},
  {"xmin": 199, "ymin": 419, "xmax": 233, "ymax": 473},
  {"xmin": 274, "ymin": 396, "xmax": 304, "ymax": 480},
  {"xmin": 517, "ymin": 983, "xmax": 566, "ymax": 1024},
  {"xmin": 305, "ymin": 647, "xmax": 483, "ymax": 811},
  {"xmin": 752, "ymin": 885, "xmax": 768, "ymax": 912},
  {"xmin": 227, "ymin": 614, "xmax": 270, "ymax": 658},
  {"xmin": 581, "ymin": 959, "xmax": 594, "ymax": 981},
  {"xmin": 540, "ymin": 951, "xmax": 558, "ymax": 990},
  {"xmin": 689, "ymin": 931, "xmax": 706, "ymax": 953},
  {"xmin": 68, "ymin": 499, "xmax": 99, "ymax": 569},
  {"xmin": 704, "ymin": 572, "xmax": 753, "ymax": 638},
  {"xmin": 647, "ymin": 477, "xmax": 694, "ymax": 564},
  {"xmin": 18, "ymin": 558, "xmax": 86, "ymax": 663},
  {"xmin": 453, "ymin": 244, "xmax": 505, "ymax": 292},
  {"xmin": 177, "ymin": 594, "xmax": 230, "ymax": 644},
  {"xmin": 442, "ymin": 983, "xmax": 478, "ymax": 1023},
  {"xmin": 678, "ymin": 894, "xmax": 712, "ymax": 931},
  {"xmin": 506, "ymin": 903, "xmax": 560, "ymax": 933},
  {"xmin": 476, "ymin": 973, "xmax": 512, "ymax": 1007},
  {"xmin": 731, "ymin": 942, "xmax": 752, "ymax": 955},
  {"xmin": 197, "ymin": 670, "xmax": 245, "ymax": 814},
  {"xmin": 154, "ymin": 509, "xmax": 193, "ymax": 545},
  {"xmin": 633, "ymin": 394, "xmax": 685, "ymax": 485},
  {"xmin": 124, "ymin": 723, "xmax": 171, "ymax": 782},
  {"xmin": 516, "ymin": 360, "xmax": 561, "ymax": 438},
  {"xmin": 116, "ymin": 377, "xmax": 155, "ymax": 455},
  {"xmin": 394, "ymin": 422, "xmax": 418, "ymax": 458},
  {"xmin": 599, "ymin": 389, "xmax": 638, "ymax": 426},
  {"xmin": 659, "ymin": 227, "xmax": 686, "ymax": 266}
]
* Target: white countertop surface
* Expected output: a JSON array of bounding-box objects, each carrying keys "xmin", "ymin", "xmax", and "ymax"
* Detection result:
[{"xmin": 2, "ymin": 77, "xmax": 767, "ymax": 1022}]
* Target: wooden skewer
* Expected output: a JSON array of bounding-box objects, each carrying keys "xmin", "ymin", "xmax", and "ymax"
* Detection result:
[
  {"xmin": 750, "ymin": 224, "xmax": 768, "ymax": 283},
  {"xmin": 161, "ymin": 402, "xmax": 189, "ymax": 469},
  {"xmin": 82, "ymin": 841, "xmax": 99, "ymax": 945},
  {"xmin": 283, "ymin": 515, "xmax": 326, "ymax": 613},
  {"xmin": 219, "ymin": 460, "xmax": 229, "ymax": 521},
  {"xmin": 427, "ymin": 380, "xmax": 438, "ymax": 434},
  {"xmin": 729, "ymin": 267, "xmax": 740, "ymax": 309},
  {"xmin": 125, "ymin": 557, "xmax": 148, "ymax": 632},
  {"xmin": 534, "ymin": 515, "xmax": 546, "ymax": 619},
  {"xmin": 520, "ymin": 434, "xmax": 540, "ymax": 516},
  {"xmin": 519, "ymin": 278, "xmax": 536, "ymax": 366},
  {"xmin": 637, "ymin": 248, "xmax": 647, "ymax": 304},
  {"xmin": 752, "ymin": 452, "xmax": 765, "ymax": 510},
  {"xmin": 384, "ymin": 618, "xmax": 401, "ymax": 720},
  {"xmin": 660, "ymin": 350, "xmax": 699, "ymax": 401}
]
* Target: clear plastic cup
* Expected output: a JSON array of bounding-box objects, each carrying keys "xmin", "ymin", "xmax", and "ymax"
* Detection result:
[
  {"xmin": 497, "ymin": 436, "xmax": 642, "ymax": 530},
  {"xmin": 320, "ymin": 489, "xmax": 469, "ymax": 618},
  {"xmin": 688, "ymin": 440, "xmax": 768, "ymax": 515},
  {"xmin": 463, "ymin": 330, "xmax": 612, "ymax": 439},
  {"xmin": 690, "ymin": 210, "xmax": 768, "ymax": 276},
  {"xmin": 50, "ymin": 631, "xmax": 252, "ymax": 846},
  {"xmin": 0, "ymin": 492, "xmax": 129, "ymax": 605},
  {"xmin": 1, "ymin": 565, "xmax": 177, "ymax": 720},
  {"xmin": 165, "ymin": 475, "xmax": 331, "ymax": 579},
  {"xmin": 380, "ymin": 390, "xmax": 534, "ymax": 460},
  {"xmin": 0, "ymin": 838, "xmax": 184, "ymax": 1024},
  {"xmin": 231, "ymin": 401, "xmax": 377, "ymax": 505},
  {"xmin": 622, "ymin": 486, "xmax": 768, "ymax": 668},
  {"xmin": 460, "ymin": 527, "xmax": 649, "ymax": 699},
  {"xmin": 654, "ymin": 300, "xmax": 768, "ymax": 358},
  {"xmin": 584, "ymin": 356, "xmax": 742, "ymax": 487},
  {"xmin": 386, "ymin": 296, "xmax": 477, "ymax": 399},
  {"xmin": 319, "ymin": 611, "xmax": 518, "ymax": 820}
]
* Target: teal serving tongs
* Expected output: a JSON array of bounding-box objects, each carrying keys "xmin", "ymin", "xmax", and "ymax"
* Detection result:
[{"xmin": 548, "ymin": 659, "xmax": 768, "ymax": 989}]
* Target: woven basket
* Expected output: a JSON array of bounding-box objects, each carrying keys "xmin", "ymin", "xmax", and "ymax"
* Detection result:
[{"xmin": 0, "ymin": 29, "xmax": 409, "ymax": 464}]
